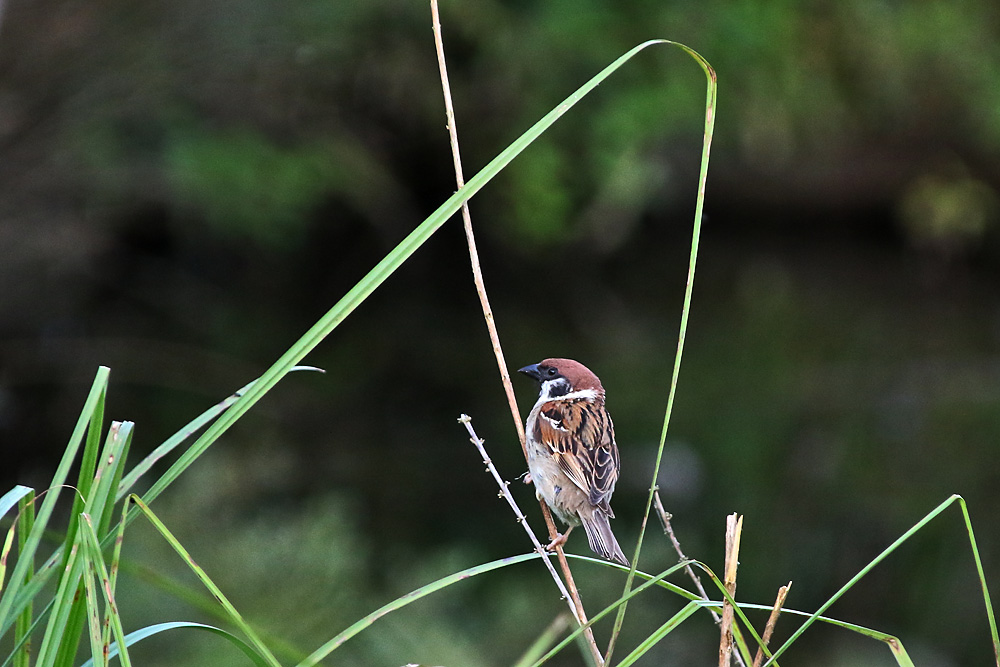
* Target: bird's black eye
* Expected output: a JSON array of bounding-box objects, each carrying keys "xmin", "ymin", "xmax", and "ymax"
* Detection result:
[{"xmin": 546, "ymin": 367, "xmax": 558, "ymax": 377}]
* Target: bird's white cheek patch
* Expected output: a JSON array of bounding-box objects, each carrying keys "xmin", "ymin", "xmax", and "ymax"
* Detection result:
[{"xmin": 540, "ymin": 378, "xmax": 570, "ymax": 400}]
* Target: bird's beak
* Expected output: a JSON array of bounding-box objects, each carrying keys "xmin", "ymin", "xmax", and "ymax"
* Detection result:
[{"xmin": 517, "ymin": 363, "xmax": 542, "ymax": 381}]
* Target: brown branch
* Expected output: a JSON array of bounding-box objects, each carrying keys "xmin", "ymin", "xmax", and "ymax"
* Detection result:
[
  {"xmin": 752, "ymin": 582, "xmax": 791, "ymax": 667},
  {"xmin": 429, "ymin": 3, "xmax": 601, "ymax": 665},
  {"xmin": 653, "ymin": 490, "xmax": 720, "ymax": 623}
]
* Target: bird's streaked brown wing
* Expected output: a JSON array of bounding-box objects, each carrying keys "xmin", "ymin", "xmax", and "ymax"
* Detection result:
[{"xmin": 533, "ymin": 397, "xmax": 620, "ymax": 514}]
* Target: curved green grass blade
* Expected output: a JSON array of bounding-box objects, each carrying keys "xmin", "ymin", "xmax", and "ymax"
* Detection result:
[
  {"xmin": 0, "ymin": 487, "xmax": 33, "ymax": 524},
  {"xmin": 0, "ymin": 487, "xmax": 33, "ymax": 599},
  {"xmin": 78, "ymin": 622, "xmax": 272, "ymax": 667},
  {"xmin": 128, "ymin": 497, "xmax": 281, "ymax": 667},
  {"xmin": 297, "ymin": 553, "xmax": 538, "ymax": 667},
  {"xmin": 957, "ymin": 495, "xmax": 1000, "ymax": 665},
  {"xmin": 607, "ymin": 39, "xmax": 718, "ymax": 663}
]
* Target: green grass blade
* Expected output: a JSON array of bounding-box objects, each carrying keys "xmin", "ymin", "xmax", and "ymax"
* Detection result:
[
  {"xmin": 0, "ymin": 487, "xmax": 33, "ymax": 523},
  {"xmin": 98, "ymin": 424, "xmax": 132, "ymax": 536},
  {"xmin": 81, "ymin": 552, "xmax": 106, "ymax": 667},
  {"xmin": 115, "ymin": 382, "xmax": 248, "ymax": 501},
  {"xmin": 3, "ymin": 603, "xmax": 49, "ymax": 667},
  {"xmin": 710, "ymin": 603, "xmax": 915, "ymax": 666},
  {"xmin": 956, "ymin": 496, "xmax": 999, "ymax": 665},
  {"xmin": 128, "ymin": 496, "xmax": 281, "ymax": 667},
  {"xmin": 512, "ymin": 614, "xmax": 572, "ymax": 667},
  {"xmin": 34, "ymin": 521, "xmax": 87, "ymax": 667},
  {"xmin": 608, "ymin": 40, "xmax": 718, "ymax": 662},
  {"xmin": 53, "ymin": 373, "xmax": 110, "ymax": 666},
  {"xmin": 571, "ymin": 557, "xmax": 914, "ymax": 666},
  {"xmin": 14, "ymin": 490, "xmax": 36, "ymax": 667},
  {"xmin": 52, "ymin": 420, "xmax": 133, "ymax": 667},
  {"xmin": 297, "ymin": 553, "xmax": 538, "ymax": 667},
  {"xmin": 66, "ymin": 373, "xmax": 107, "ymax": 561},
  {"xmin": 0, "ymin": 522, "xmax": 14, "ymax": 600},
  {"xmin": 0, "ymin": 554, "xmax": 60, "ymax": 640},
  {"xmin": 115, "ymin": 367, "xmax": 320, "ymax": 503},
  {"xmin": 0, "ymin": 487, "xmax": 34, "ymax": 596},
  {"xmin": 78, "ymin": 515, "xmax": 131, "ymax": 667},
  {"xmin": 0, "ymin": 367, "xmax": 109, "ymax": 634},
  {"xmin": 78, "ymin": 622, "xmax": 273, "ymax": 667},
  {"xmin": 103, "ymin": 502, "xmax": 130, "ymax": 653},
  {"xmin": 614, "ymin": 600, "xmax": 702, "ymax": 667},
  {"xmin": 690, "ymin": 559, "xmax": 775, "ymax": 666},
  {"xmin": 764, "ymin": 495, "xmax": 970, "ymax": 666},
  {"xmin": 86, "ymin": 422, "xmax": 132, "ymax": 539}
]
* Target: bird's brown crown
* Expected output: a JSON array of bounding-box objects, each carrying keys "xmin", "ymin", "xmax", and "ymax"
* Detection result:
[{"xmin": 539, "ymin": 358, "xmax": 604, "ymax": 392}]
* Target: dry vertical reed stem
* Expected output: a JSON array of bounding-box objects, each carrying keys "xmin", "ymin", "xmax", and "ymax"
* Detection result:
[
  {"xmin": 430, "ymin": 2, "xmax": 602, "ymax": 664},
  {"xmin": 719, "ymin": 513, "xmax": 743, "ymax": 667},
  {"xmin": 752, "ymin": 582, "xmax": 791, "ymax": 667}
]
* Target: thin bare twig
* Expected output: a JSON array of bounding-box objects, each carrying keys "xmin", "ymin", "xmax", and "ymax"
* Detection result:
[
  {"xmin": 653, "ymin": 490, "xmax": 719, "ymax": 622},
  {"xmin": 719, "ymin": 513, "xmax": 743, "ymax": 667},
  {"xmin": 457, "ymin": 414, "xmax": 580, "ymax": 623},
  {"xmin": 430, "ymin": 3, "xmax": 602, "ymax": 665},
  {"xmin": 752, "ymin": 582, "xmax": 791, "ymax": 667}
]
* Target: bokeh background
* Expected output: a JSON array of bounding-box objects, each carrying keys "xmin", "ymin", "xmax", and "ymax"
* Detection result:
[{"xmin": 3, "ymin": 0, "xmax": 1000, "ymax": 665}]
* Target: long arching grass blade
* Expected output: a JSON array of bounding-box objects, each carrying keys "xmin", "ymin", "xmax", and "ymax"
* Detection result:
[
  {"xmin": 134, "ymin": 40, "xmax": 716, "ymax": 526},
  {"xmin": 0, "ymin": 487, "xmax": 33, "ymax": 526},
  {"xmin": 606, "ymin": 40, "xmax": 718, "ymax": 663},
  {"xmin": 957, "ymin": 495, "xmax": 999, "ymax": 665}
]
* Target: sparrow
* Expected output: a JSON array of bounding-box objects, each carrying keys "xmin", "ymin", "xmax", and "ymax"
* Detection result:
[{"xmin": 518, "ymin": 358, "xmax": 628, "ymax": 566}]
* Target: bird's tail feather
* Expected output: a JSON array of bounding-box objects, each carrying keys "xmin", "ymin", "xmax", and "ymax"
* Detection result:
[{"xmin": 581, "ymin": 511, "xmax": 629, "ymax": 566}]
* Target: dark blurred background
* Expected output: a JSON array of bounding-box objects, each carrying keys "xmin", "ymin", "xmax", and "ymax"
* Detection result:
[{"xmin": 3, "ymin": 0, "xmax": 1000, "ymax": 665}]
